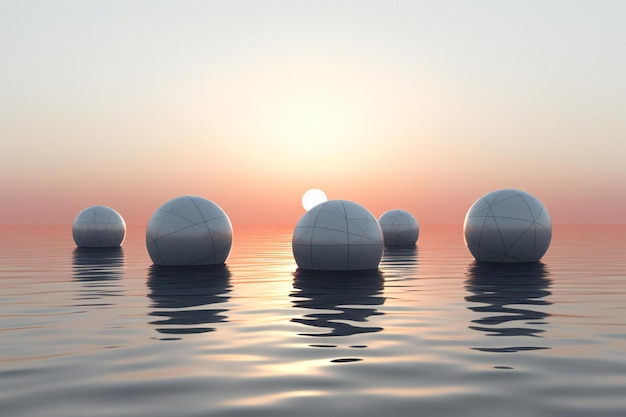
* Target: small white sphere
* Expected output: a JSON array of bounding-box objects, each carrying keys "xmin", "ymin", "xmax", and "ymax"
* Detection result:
[
  {"xmin": 292, "ymin": 200, "xmax": 384, "ymax": 271},
  {"xmin": 72, "ymin": 205, "xmax": 126, "ymax": 248},
  {"xmin": 146, "ymin": 196, "xmax": 233, "ymax": 266},
  {"xmin": 302, "ymin": 188, "xmax": 328, "ymax": 211},
  {"xmin": 463, "ymin": 189, "xmax": 552, "ymax": 263},
  {"xmin": 378, "ymin": 209, "xmax": 419, "ymax": 247}
]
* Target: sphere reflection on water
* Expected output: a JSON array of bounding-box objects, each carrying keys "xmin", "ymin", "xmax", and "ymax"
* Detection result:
[
  {"xmin": 72, "ymin": 247, "xmax": 124, "ymax": 306},
  {"xmin": 379, "ymin": 246, "xmax": 419, "ymax": 280},
  {"xmin": 465, "ymin": 261, "xmax": 552, "ymax": 353},
  {"xmin": 147, "ymin": 265, "xmax": 231, "ymax": 338},
  {"xmin": 291, "ymin": 269, "xmax": 385, "ymax": 337}
]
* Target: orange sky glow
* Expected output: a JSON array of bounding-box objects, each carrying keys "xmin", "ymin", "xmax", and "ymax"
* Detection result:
[{"xmin": 1, "ymin": 2, "xmax": 625, "ymax": 227}]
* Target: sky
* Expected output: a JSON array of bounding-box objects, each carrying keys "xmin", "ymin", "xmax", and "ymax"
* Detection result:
[{"xmin": 1, "ymin": 0, "xmax": 625, "ymax": 226}]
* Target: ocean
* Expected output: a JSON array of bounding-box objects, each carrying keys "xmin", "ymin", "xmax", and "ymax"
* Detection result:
[{"xmin": 1, "ymin": 224, "xmax": 625, "ymax": 417}]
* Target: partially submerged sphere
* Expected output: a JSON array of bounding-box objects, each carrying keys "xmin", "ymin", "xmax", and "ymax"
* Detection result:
[
  {"xmin": 463, "ymin": 189, "xmax": 552, "ymax": 263},
  {"xmin": 378, "ymin": 209, "xmax": 419, "ymax": 247},
  {"xmin": 72, "ymin": 205, "xmax": 126, "ymax": 248},
  {"xmin": 146, "ymin": 196, "xmax": 233, "ymax": 266},
  {"xmin": 292, "ymin": 200, "xmax": 384, "ymax": 271}
]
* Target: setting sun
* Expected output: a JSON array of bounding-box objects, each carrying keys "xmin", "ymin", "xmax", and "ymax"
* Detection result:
[{"xmin": 301, "ymin": 188, "xmax": 328, "ymax": 211}]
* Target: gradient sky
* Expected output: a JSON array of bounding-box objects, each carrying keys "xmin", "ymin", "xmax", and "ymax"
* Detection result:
[{"xmin": 1, "ymin": 1, "xmax": 625, "ymax": 226}]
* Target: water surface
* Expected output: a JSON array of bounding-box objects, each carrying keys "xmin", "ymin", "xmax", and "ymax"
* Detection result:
[{"xmin": 1, "ymin": 224, "xmax": 625, "ymax": 416}]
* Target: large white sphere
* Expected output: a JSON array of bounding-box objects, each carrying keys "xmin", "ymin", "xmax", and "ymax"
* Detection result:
[
  {"xmin": 292, "ymin": 200, "xmax": 384, "ymax": 271},
  {"xmin": 378, "ymin": 209, "xmax": 419, "ymax": 247},
  {"xmin": 72, "ymin": 205, "xmax": 126, "ymax": 248},
  {"xmin": 146, "ymin": 196, "xmax": 233, "ymax": 266},
  {"xmin": 463, "ymin": 189, "xmax": 552, "ymax": 263}
]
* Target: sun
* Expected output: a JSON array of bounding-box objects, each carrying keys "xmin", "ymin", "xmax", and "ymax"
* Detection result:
[{"xmin": 301, "ymin": 189, "xmax": 328, "ymax": 211}]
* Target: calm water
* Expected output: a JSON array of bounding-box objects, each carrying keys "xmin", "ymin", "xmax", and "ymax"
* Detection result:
[{"xmin": 1, "ymin": 224, "xmax": 625, "ymax": 417}]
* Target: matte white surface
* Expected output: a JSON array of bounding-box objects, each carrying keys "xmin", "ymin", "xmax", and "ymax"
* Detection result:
[
  {"xmin": 72, "ymin": 205, "xmax": 126, "ymax": 248},
  {"xmin": 463, "ymin": 189, "xmax": 552, "ymax": 263},
  {"xmin": 292, "ymin": 200, "xmax": 383, "ymax": 271},
  {"xmin": 378, "ymin": 209, "xmax": 419, "ymax": 247},
  {"xmin": 146, "ymin": 196, "xmax": 233, "ymax": 266}
]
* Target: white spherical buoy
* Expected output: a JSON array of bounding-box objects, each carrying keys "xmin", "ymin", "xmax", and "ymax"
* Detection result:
[
  {"xmin": 72, "ymin": 205, "xmax": 126, "ymax": 248},
  {"xmin": 378, "ymin": 209, "xmax": 419, "ymax": 247},
  {"xmin": 292, "ymin": 200, "xmax": 383, "ymax": 271},
  {"xmin": 146, "ymin": 196, "xmax": 233, "ymax": 266},
  {"xmin": 463, "ymin": 189, "xmax": 552, "ymax": 263}
]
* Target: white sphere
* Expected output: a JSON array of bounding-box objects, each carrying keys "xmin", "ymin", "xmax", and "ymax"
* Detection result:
[
  {"xmin": 292, "ymin": 200, "xmax": 384, "ymax": 271},
  {"xmin": 146, "ymin": 196, "xmax": 233, "ymax": 266},
  {"xmin": 378, "ymin": 209, "xmax": 419, "ymax": 247},
  {"xmin": 72, "ymin": 205, "xmax": 126, "ymax": 248},
  {"xmin": 463, "ymin": 189, "xmax": 552, "ymax": 263}
]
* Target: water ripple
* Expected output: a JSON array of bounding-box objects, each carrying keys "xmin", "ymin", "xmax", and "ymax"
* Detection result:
[{"xmin": 1, "ymin": 225, "xmax": 625, "ymax": 417}]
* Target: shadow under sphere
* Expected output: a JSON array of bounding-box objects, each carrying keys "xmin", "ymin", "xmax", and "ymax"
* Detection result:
[
  {"xmin": 72, "ymin": 247, "xmax": 124, "ymax": 306},
  {"xmin": 465, "ymin": 261, "xmax": 552, "ymax": 353},
  {"xmin": 291, "ymin": 269, "xmax": 385, "ymax": 337},
  {"xmin": 147, "ymin": 265, "xmax": 231, "ymax": 337}
]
